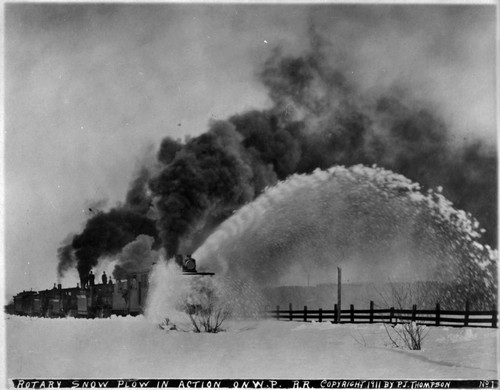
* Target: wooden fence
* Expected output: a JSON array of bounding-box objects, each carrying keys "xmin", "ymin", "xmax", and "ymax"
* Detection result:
[{"xmin": 267, "ymin": 301, "xmax": 498, "ymax": 328}]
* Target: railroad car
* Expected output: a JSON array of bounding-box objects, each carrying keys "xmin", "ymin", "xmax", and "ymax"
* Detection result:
[{"xmin": 10, "ymin": 255, "xmax": 212, "ymax": 318}]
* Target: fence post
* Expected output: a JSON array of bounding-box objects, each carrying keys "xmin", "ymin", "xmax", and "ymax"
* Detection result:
[
  {"xmin": 319, "ymin": 308, "xmax": 323, "ymax": 323},
  {"xmin": 334, "ymin": 304, "xmax": 338, "ymax": 324},
  {"xmin": 464, "ymin": 301, "xmax": 470, "ymax": 327},
  {"xmin": 493, "ymin": 304, "xmax": 497, "ymax": 328},
  {"xmin": 276, "ymin": 305, "xmax": 280, "ymax": 320},
  {"xmin": 337, "ymin": 267, "xmax": 342, "ymax": 323},
  {"xmin": 304, "ymin": 306, "xmax": 308, "ymax": 322},
  {"xmin": 390, "ymin": 307, "xmax": 394, "ymax": 324},
  {"xmin": 289, "ymin": 303, "xmax": 293, "ymax": 321},
  {"xmin": 370, "ymin": 301, "xmax": 374, "ymax": 323},
  {"xmin": 412, "ymin": 304, "xmax": 417, "ymax": 322},
  {"xmin": 435, "ymin": 303, "xmax": 440, "ymax": 326},
  {"xmin": 350, "ymin": 304, "xmax": 354, "ymax": 323}
]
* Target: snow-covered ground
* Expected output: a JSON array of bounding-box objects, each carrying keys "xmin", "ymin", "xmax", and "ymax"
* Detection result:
[{"xmin": 5, "ymin": 314, "xmax": 497, "ymax": 381}]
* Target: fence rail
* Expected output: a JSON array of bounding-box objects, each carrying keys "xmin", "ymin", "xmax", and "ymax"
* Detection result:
[{"xmin": 267, "ymin": 301, "xmax": 497, "ymax": 328}]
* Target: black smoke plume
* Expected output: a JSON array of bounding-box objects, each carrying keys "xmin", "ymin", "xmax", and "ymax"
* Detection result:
[
  {"xmin": 57, "ymin": 163, "xmax": 160, "ymax": 282},
  {"xmin": 71, "ymin": 208, "xmax": 159, "ymax": 284},
  {"xmin": 58, "ymin": 31, "xmax": 496, "ymax": 280},
  {"xmin": 150, "ymin": 121, "xmax": 264, "ymax": 258},
  {"xmin": 57, "ymin": 233, "xmax": 77, "ymax": 278},
  {"xmin": 125, "ymin": 166, "xmax": 153, "ymax": 216},
  {"xmin": 150, "ymin": 36, "xmax": 496, "ymax": 256}
]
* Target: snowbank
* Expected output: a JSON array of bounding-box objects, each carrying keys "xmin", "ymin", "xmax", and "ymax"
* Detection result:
[{"xmin": 5, "ymin": 315, "xmax": 497, "ymax": 380}]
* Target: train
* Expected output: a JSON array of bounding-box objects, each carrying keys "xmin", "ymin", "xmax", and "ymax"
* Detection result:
[{"xmin": 9, "ymin": 254, "xmax": 213, "ymax": 318}]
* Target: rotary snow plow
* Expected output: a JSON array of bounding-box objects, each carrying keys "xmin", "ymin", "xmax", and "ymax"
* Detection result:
[{"xmin": 175, "ymin": 254, "xmax": 215, "ymax": 276}]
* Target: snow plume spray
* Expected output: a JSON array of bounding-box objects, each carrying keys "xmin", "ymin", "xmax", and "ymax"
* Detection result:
[{"xmin": 146, "ymin": 165, "xmax": 497, "ymax": 322}]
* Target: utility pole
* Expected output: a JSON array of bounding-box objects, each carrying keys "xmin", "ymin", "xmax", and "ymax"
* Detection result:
[{"xmin": 337, "ymin": 267, "xmax": 342, "ymax": 323}]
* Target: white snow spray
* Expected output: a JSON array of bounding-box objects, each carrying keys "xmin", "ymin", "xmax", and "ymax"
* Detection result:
[{"xmin": 146, "ymin": 165, "xmax": 497, "ymax": 322}]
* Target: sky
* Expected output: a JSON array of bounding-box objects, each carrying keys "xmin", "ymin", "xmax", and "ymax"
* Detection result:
[{"xmin": 3, "ymin": 3, "xmax": 497, "ymax": 299}]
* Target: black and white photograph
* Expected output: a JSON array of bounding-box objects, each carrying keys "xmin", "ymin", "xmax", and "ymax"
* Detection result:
[{"xmin": 3, "ymin": 1, "xmax": 498, "ymax": 387}]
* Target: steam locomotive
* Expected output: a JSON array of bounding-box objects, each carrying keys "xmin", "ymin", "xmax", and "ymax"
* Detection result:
[{"xmin": 10, "ymin": 255, "xmax": 213, "ymax": 318}]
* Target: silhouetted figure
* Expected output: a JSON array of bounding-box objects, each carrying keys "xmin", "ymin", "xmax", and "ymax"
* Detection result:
[
  {"xmin": 81, "ymin": 274, "xmax": 88, "ymax": 289},
  {"xmin": 53, "ymin": 283, "xmax": 57, "ymax": 290},
  {"xmin": 108, "ymin": 278, "xmax": 113, "ymax": 285},
  {"xmin": 89, "ymin": 271, "xmax": 95, "ymax": 287},
  {"xmin": 102, "ymin": 271, "xmax": 107, "ymax": 285}
]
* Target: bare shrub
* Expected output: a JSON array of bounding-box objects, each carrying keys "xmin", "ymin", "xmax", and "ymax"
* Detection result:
[
  {"xmin": 383, "ymin": 321, "xmax": 429, "ymax": 350},
  {"xmin": 376, "ymin": 280, "xmax": 430, "ymax": 350},
  {"xmin": 184, "ymin": 277, "xmax": 231, "ymax": 333},
  {"xmin": 186, "ymin": 303, "xmax": 230, "ymax": 333}
]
